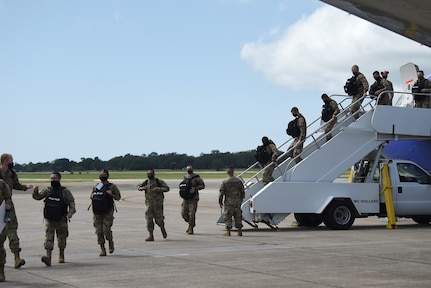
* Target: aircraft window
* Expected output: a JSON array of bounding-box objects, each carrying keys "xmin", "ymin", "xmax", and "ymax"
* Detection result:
[{"xmin": 397, "ymin": 163, "xmax": 430, "ymax": 184}]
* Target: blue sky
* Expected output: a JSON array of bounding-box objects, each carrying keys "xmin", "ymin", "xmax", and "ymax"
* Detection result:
[{"xmin": 2, "ymin": 0, "xmax": 431, "ymax": 164}]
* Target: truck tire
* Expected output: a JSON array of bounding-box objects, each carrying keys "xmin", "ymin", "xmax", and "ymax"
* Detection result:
[
  {"xmin": 412, "ymin": 216, "xmax": 431, "ymax": 224},
  {"xmin": 323, "ymin": 200, "xmax": 355, "ymax": 230},
  {"xmin": 294, "ymin": 213, "xmax": 323, "ymax": 227}
]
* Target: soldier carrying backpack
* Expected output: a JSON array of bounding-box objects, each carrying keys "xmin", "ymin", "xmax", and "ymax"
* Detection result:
[
  {"xmin": 90, "ymin": 169, "xmax": 121, "ymax": 257},
  {"xmin": 137, "ymin": 169, "xmax": 170, "ymax": 241},
  {"xmin": 286, "ymin": 107, "xmax": 307, "ymax": 164},
  {"xmin": 32, "ymin": 171, "xmax": 76, "ymax": 267},
  {"xmin": 261, "ymin": 136, "xmax": 280, "ymax": 186}
]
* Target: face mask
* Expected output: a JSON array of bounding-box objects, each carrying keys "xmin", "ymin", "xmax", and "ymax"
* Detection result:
[
  {"xmin": 51, "ymin": 181, "xmax": 61, "ymax": 189},
  {"xmin": 99, "ymin": 176, "xmax": 108, "ymax": 182},
  {"xmin": 187, "ymin": 169, "xmax": 193, "ymax": 175},
  {"xmin": 147, "ymin": 174, "xmax": 155, "ymax": 180},
  {"xmin": 7, "ymin": 163, "xmax": 14, "ymax": 170}
]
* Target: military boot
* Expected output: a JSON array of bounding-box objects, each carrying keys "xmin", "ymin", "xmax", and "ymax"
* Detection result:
[
  {"xmin": 0, "ymin": 264, "xmax": 5, "ymax": 282},
  {"xmin": 99, "ymin": 244, "xmax": 106, "ymax": 256},
  {"xmin": 223, "ymin": 228, "xmax": 231, "ymax": 237},
  {"xmin": 41, "ymin": 249, "xmax": 52, "ymax": 266},
  {"xmin": 108, "ymin": 240, "xmax": 114, "ymax": 254},
  {"xmin": 237, "ymin": 227, "xmax": 243, "ymax": 236},
  {"xmin": 59, "ymin": 248, "xmax": 65, "ymax": 263},
  {"xmin": 13, "ymin": 249, "xmax": 26, "ymax": 268},
  {"xmin": 161, "ymin": 225, "xmax": 167, "ymax": 239},
  {"xmin": 187, "ymin": 224, "xmax": 194, "ymax": 235},
  {"xmin": 145, "ymin": 230, "xmax": 154, "ymax": 241}
]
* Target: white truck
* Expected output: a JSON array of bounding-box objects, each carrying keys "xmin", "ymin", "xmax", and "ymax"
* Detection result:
[
  {"xmin": 251, "ymin": 156, "xmax": 431, "ymax": 230},
  {"xmin": 232, "ymin": 90, "xmax": 431, "ymax": 230}
]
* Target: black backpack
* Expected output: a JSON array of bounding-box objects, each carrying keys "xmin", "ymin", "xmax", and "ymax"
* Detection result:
[
  {"xmin": 44, "ymin": 188, "xmax": 67, "ymax": 221},
  {"xmin": 92, "ymin": 183, "xmax": 113, "ymax": 215},
  {"xmin": 344, "ymin": 76, "xmax": 358, "ymax": 96},
  {"xmin": 412, "ymin": 79, "xmax": 426, "ymax": 101},
  {"xmin": 286, "ymin": 118, "xmax": 300, "ymax": 138},
  {"xmin": 179, "ymin": 175, "xmax": 199, "ymax": 200},
  {"xmin": 321, "ymin": 101, "xmax": 335, "ymax": 122},
  {"xmin": 254, "ymin": 145, "xmax": 271, "ymax": 165},
  {"xmin": 369, "ymin": 79, "xmax": 383, "ymax": 98}
]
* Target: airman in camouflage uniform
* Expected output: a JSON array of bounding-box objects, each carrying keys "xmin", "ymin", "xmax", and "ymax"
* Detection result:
[
  {"xmin": 381, "ymin": 70, "xmax": 394, "ymax": 105},
  {"xmin": 350, "ymin": 65, "xmax": 369, "ymax": 120},
  {"xmin": 0, "ymin": 153, "xmax": 33, "ymax": 269},
  {"xmin": 32, "ymin": 171, "xmax": 76, "ymax": 266},
  {"xmin": 261, "ymin": 137, "xmax": 280, "ymax": 185},
  {"xmin": 321, "ymin": 94, "xmax": 340, "ymax": 141},
  {"xmin": 0, "ymin": 179, "xmax": 12, "ymax": 281},
  {"xmin": 287, "ymin": 107, "xmax": 307, "ymax": 163},
  {"xmin": 219, "ymin": 167, "xmax": 245, "ymax": 236},
  {"xmin": 181, "ymin": 165, "xmax": 205, "ymax": 235},
  {"xmin": 137, "ymin": 169, "xmax": 170, "ymax": 241},
  {"xmin": 370, "ymin": 71, "xmax": 391, "ymax": 105},
  {"xmin": 413, "ymin": 70, "xmax": 431, "ymax": 108},
  {"xmin": 91, "ymin": 169, "xmax": 121, "ymax": 256}
]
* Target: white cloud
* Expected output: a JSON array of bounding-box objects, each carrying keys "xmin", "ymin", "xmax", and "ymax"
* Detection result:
[{"xmin": 240, "ymin": 6, "xmax": 431, "ymax": 94}]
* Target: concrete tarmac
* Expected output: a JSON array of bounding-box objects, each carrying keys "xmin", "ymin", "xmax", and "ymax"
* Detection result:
[{"xmin": 3, "ymin": 179, "xmax": 431, "ymax": 287}]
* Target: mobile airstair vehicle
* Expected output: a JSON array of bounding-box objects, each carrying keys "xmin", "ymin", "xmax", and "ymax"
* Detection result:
[{"xmin": 218, "ymin": 86, "xmax": 431, "ymax": 230}]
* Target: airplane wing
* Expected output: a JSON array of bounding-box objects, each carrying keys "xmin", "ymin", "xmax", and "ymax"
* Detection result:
[{"xmin": 320, "ymin": 0, "xmax": 431, "ymax": 48}]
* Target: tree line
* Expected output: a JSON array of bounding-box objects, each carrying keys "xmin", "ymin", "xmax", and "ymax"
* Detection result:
[{"xmin": 15, "ymin": 150, "xmax": 256, "ymax": 172}]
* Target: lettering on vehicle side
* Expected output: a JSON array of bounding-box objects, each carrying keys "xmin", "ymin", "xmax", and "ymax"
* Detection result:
[{"xmin": 353, "ymin": 199, "xmax": 379, "ymax": 203}]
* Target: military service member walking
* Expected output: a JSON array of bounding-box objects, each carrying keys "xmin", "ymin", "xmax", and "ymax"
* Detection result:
[
  {"xmin": 286, "ymin": 107, "xmax": 307, "ymax": 163},
  {"xmin": 137, "ymin": 169, "xmax": 170, "ymax": 241},
  {"xmin": 0, "ymin": 180, "xmax": 12, "ymax": 281},
  {"xmin": 219, "ymin": 167, "xmax": 245, "ymax": 236},
  {"xmin": 0, "ymin": 153, "xmax": 33, "ymax": 269},
  {"xmin": 180, "ymin": 165, "xmax": 205, "ymax": 235},
  {"xmin": 260, "ymin": 137, "xmax": 280, "ymax": 186},
  {"xmin": 90, "ymin": 169, "xmax": 121, "ymax": 256},
  {"xmin": 32, "ymin": 171, "xmax": 76, "ymax": 266},
  {"xmin": 321, "ymin": 94, "xmax": 340, "ymax": 141}
]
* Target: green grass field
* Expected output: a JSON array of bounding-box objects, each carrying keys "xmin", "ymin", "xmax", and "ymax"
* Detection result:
[
  {"xmin": 17, "ymin": 168, "xmax": 350, "ymax": 184},
  {"xmin": 17, "ymin": 170, "xmax": 263, "ymax": 183}
]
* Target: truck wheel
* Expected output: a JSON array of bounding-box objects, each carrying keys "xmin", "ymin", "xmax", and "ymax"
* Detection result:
[
  {"xmin": 412, "ymin": 216, "xmax": 431, "ymax": 224},
  {"xmin": 294, "ymin": 213, "xmax": 323, "ymax": 227},
  {"xmin": 323, "ymin": 200, "xmax": 355, "ymax": 230}
]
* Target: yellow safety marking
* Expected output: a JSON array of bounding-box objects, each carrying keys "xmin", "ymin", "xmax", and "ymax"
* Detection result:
[
  {"xmin": 348, "ymin": 166, "xmax": 354, "ymax": 183},
  {"xmin": 380, "ymin": 163, "xmax": 397, "ymax": 229}
]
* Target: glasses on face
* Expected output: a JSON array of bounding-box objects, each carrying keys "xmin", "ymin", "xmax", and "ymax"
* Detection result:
[{"xmin": 147, "ymin": 174, "xmax": 154, "ymax": 177}]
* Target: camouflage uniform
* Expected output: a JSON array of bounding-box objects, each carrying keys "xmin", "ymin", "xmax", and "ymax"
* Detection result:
[
  {"xmin": 0, "ymin": 169, "xmax": 27, "ymax": 254},
  {"xmin": 137, "ymin": 178, "xmax": 169, "ymax": 233},
  {"xmin": 379, "ymin": 78, "xmax": 392, "ymax": 105},
  {"xmin": 91, "ymin": 182, "xmax": 121, "ymax": 246},
  {"xmin": 287, "ymin": 114, "xmax": 307, "ymax": 163},
  {"xmin": 350, "ymin": 72, "xmax": 369, "ymax": 119},
  {"xmin": 0, "ymin": 180, "xmax": 12, "ymax": 268},
  {"xmin": 181, "ymin": 173, "xmax": 205, "ymax": 232},
  {"xmin": 323, "ymin": 99, "xmax": 340, "ymax": 141},
  {"xmin": 32, "ymin": 186, "xmax": 76, "ymax": 251},
  {"xmin": 262, "ymin": 142, "xmax": 280, "ymax": 185},
  {"xmin": 219, "ymin": 176, "xmax": 245, "ymax": 230},
  {"xmin": 413, "ymin": 78, "xmax": 431, "ymax": 108}
]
